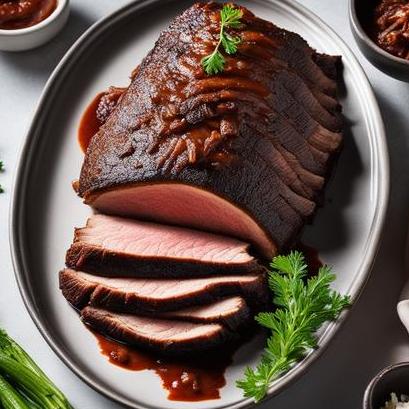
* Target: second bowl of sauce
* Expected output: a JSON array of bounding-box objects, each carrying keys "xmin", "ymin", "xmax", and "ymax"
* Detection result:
[
  {"xmin": 370, "ymin": 0, "xmax": 409, "ymax": 61},
  {"xmin": 0, "ymin": 0, "xmax": 57, "ymax": 30},
  {"xmin": 349, "ymin": 0, "xmax": 409, "ymax": 81},
  {"xmin": 0, "ymin": 0, "xmax": 69, "ymax": 51}
]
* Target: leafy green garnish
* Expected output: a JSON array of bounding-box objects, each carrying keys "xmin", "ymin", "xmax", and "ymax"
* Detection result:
[
  {"xmin": 237, "ymin": 251, "xmax": 350, "ymax": 402},
  {"xmin": 201, "ymin": 5, "xmax": 243, "ymax": 75}
]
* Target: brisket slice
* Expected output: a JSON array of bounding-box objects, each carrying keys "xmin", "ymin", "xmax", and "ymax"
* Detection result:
[
  {"xmin": 81, "ymin": 306, "xmax": 232, "ymax": 355},
  {"xmin": 77, "ymin": 2, "xmax": 343, "ymax": 259},
  {"xmin": 59, "ymin": 268, "xmax": 267, "ymax": 312},
  {"xmin": 159, "ymin": 297, "xmax": 250, "ymax": 330},
  {"xmin": 66, "ymin": 215, "xmax": 259, "ymax": 277}
]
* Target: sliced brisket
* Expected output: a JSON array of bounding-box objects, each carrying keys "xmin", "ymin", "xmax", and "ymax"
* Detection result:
[
  {"xmin": 159, "ymin": 297, "xmax": 250, "ymax": 330},
  {"xmin": 66, "ymin": 215, "xmax": 259, "ymax": 277},
  {"xmin": 59, "ymin": 268, "xmax": 267, "ymax": 312},
  {"xmin": 77, "ymin": 2, "xmax": 343, "ymax": 259},
  {"xmin": 61, "ymin": 2, "xmax": 343, "ymax": 355},
  {"xmin": 81, "ymin": 307, "xmax": 232, "ymax": 354}
]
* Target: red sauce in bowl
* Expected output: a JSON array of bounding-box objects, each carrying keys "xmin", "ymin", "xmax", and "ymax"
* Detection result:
[
  {"xmin": 372, "ymin": 0, "xmax": 409, "ymax": 60},
  {"xmin": 0, "ymin": 0, "xmax": 57, "ymax": 30}
]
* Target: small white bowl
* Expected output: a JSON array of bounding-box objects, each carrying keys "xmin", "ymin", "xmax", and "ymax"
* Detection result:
[{"xmin": 0, "ymin": 0, "xmax": 69, "ymax": 52}]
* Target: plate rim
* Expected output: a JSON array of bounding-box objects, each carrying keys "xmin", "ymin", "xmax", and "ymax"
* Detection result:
[{"xmin": 9, "ymin": 0, "xmax": 390, "ymax": 408}]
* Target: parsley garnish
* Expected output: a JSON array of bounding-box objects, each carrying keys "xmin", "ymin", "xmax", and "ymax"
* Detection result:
[
  {"xmin": 237, "ymin": 251, "xmax": 350, "ymax": 401},
  {"xmin": 201, "ymin": 5, "xmax": 243, "ymax": 75}
]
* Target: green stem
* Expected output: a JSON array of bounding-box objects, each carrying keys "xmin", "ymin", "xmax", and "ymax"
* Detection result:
[
  {"xmin": 0, "ymin": 373, "xmax": 30, "ymax": 409},
  {"xmin": 213, "ymin": 17, "xmax": 225, "ymax": 58},
  {"xmin": 0, "ymin": 355, "xmax": 69, "ymax": 408}
]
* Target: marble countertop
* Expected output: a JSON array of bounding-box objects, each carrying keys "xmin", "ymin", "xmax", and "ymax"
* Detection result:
[{"xmin": 0, "ymin": 1, "xmax": 408, "ymax": 408}]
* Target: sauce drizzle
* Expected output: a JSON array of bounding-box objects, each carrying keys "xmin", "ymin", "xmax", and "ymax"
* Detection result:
[
  {"xmin": 93, "ymin": 331, "xmax": 233, "ymax": 402},
  {"xmin": 78, "ymin": 87, "xmax": 125, "ymax": 153},
  {"xmin": 297, "ymin": 242, "xmax": 323, "ymax": 276}
]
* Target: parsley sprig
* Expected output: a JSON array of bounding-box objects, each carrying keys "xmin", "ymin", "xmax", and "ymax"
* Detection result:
[
  {"xmin": 201, "ymin": 5, "xmax": 243, "ymax": 75},
  {"xmin": 237, "ymin": 251, "xmax": 350, "ymax": 402}
]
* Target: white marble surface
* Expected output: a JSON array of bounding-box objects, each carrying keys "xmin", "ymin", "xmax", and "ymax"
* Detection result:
[{"xmin": 0, "ymin": 1, "xmax": 408, "ymax": 408}]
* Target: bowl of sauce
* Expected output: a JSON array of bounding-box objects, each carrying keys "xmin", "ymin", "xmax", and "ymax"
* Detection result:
[
  {"xmin": 0, "ymin": 0, "xmax": 69, "ymax": 51},
  {"xmin": 349, "ymin": 0, "xmax": 409, "ymax": 82}
]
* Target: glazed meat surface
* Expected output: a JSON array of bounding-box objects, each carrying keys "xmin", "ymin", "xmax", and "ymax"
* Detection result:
[{"xmin": 77, "ymin": 2, "xmax": 343, "ymax": 259}]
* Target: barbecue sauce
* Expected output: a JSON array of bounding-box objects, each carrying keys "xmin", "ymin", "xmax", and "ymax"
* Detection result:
[
  {"xmin": 78, "ymin": 92, "xmax": 104, "ymax": 153},
  {"xmin": 296, "ymin": 242, "xmax": 323, "ymax": 276},
  {"xmin": 78, "ymin": 88, "xmax": 239, "ymax": 170},
  {"xmin": 370, "ymin": 0, "xmax": 409, "ymax": 60},
  {"xmin": 0, "ymin": 0, "xmax": 57, "ymax": 30},
  {"xmin": 92, "ymin": 332, "xmax": 232, "ymax": 402},
  {"xmin": 78, "ymin": 87, "xmax": 125, "ymax": 153}
]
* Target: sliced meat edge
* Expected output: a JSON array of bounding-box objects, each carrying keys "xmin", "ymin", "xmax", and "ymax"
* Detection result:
[
  {"xmin": 60, "ymin": 268, "xmax": 268, "ymax": 312},
  {"xmin": 66, "ymin": 215, "xmax": 260, "ymax": 277},
  {"xmin": 85, "ymin": 185, "xmax": 277, "ymax": 260},
  {"xmin": 81, "ymin": 307, "xmax": 232, "ymax": 355}
]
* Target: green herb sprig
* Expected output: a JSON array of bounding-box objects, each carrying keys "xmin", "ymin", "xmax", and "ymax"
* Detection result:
[
  {"xmin": 237, "ymin": 251, "xmax": 350, "ymax": 402},
  {"xmin": 201, "ymin": 5, "xmax": 243, "ymax": 75}
]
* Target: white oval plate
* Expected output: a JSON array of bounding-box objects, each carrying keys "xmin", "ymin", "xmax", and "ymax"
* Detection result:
[{"xmin": 10, "ymin": 0, "xmax": 389, "ymax": 408}]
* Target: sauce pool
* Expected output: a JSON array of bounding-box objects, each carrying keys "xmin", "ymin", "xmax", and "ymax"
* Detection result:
[
  {"xmin": 92, "ymin": 331, "xmax": 234, "ymax": 402},
  {"xmin": 0, "ymin": 0, "xmax": 57, "ymax": 30},
  {"xmin": 78, "ymin": 87, "xmax": 125, "ymax": 153},
  {"xmin": 297, "ymin": 242, "xmax": 323, "ymax": 276},
  {"xmin": 78, "ymin": 92, "xmax": 105, "ymax": 153}
]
